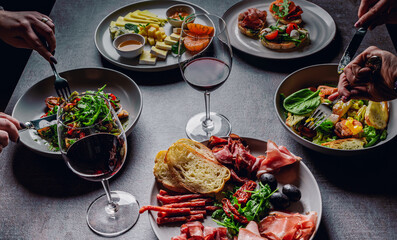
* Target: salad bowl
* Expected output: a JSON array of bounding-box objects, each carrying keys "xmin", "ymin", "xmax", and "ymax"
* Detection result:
[
  {"xmin": 12, "ymin": 67, "xmax": 143, "ymax": 158},
  {"xmin": 274, "ymin": 64, "xmax": 397, "ymax": 156}
]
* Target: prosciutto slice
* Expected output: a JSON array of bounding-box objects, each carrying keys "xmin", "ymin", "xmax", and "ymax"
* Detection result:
[
  {"xmin": 256, "ymin": 140, "xmax": 301, "ymax": 177},
  {"xmin": 259, "ymin": 211, "xmax": 317, "ymax": 240},
  {"xmin": 238, "ymin": 221, "xmax": 267, "ymax": 240}
]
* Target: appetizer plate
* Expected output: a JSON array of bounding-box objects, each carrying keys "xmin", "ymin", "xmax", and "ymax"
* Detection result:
[
  {"xmin": 274, "ymin": 64, "xmax": 397, "ymax": 156},
  {"xmin": 148, "ymin": 137, "xmax": 322, "ymax": 240},
  {"xmin": 94, "ymin": 0, "xmax": 209, "ymax": 72},
  {"xmin": 12, "ymin": 67, "xmax": 143, "ymax": 159},
  {"xmin": 222, "ymin": 0, "xmax": 336, "ymax": 59}
]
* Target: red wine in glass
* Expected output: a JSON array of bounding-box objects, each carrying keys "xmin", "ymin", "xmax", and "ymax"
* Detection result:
[
  {"xmin": 183, "ymin": 57, "xmax": 231, "ymax": 92},
  {"xmin": 64, "ymin": 133, "xmax": 126, "ymax": 181}
]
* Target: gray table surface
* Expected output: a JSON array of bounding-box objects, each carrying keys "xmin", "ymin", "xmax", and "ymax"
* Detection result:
[{"xmin": 1, "ymin": 0, "xmax": 397, "ymax": 239}]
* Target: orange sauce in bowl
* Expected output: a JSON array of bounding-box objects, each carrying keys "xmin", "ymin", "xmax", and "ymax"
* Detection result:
[
  {"xmin": 118, "ymin": 40, "xmax": 142, "ymax": 51},
  {"xmin": 169, "ymin": 11, "xmax": 189, "ymax": 20}
]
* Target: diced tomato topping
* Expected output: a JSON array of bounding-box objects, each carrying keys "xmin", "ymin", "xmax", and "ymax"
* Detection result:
[
  {"xmin": 79, "ymin": 132, "xmax": 86, "ymax": 139},
  {"xmin": 67, "ymin": 124, "xmax": 74, "ymax": 135},
  {"xmin": 109, "ymin": 94, "xmax": 116, "ymax": 101},
  {"xmin": 286, "ymin": 23, "xmax": 298, "ymax": 34},
  {"xmin": 265, "ymin": 30, "xmax": 278, "ymax": 40}
]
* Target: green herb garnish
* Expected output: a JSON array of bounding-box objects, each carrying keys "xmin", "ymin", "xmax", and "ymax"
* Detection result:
[
  {"xmin": 171, "ymin": 41, "xmax": 186, "ymax": 55},
  {"xmin": 272, "ymin": 0, "xmax": 290, "ymax": 18},
  {"xmin": 124, "ymin": 23, "xmax": 139, "ymax": 33}
]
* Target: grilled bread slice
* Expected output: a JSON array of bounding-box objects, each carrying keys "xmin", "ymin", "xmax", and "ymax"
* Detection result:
[
  {"xmin": 321, "ymin": 138, "xmax": 367, "ymax": 150},
  {"xmin": 153, "ymin": 150, "xmax": 188, "ymax": 193},
  {"xmin": 365, "ymin": 101, "xmax": 389, "ymax": 130},
  {"xmin": 261, "ymin": 33, "xmax": 309, "ymax": 51},
  {"xmin": 165, "ymin": 140, "xmax": 230, "ymax": 194}
]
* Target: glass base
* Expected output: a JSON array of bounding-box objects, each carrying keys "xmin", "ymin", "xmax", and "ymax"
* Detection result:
[
  {"xmin": 186, "ymin": 112, "xmax": 231, "ymax": 141},
  {"xmin": 86, "ymin": 191, "xmax": 139, "ymax": 237}
]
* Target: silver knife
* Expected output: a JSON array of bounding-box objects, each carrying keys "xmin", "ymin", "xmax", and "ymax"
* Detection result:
[
  {"xmin": 337, "ymin": 27, "xmax": 367, "ymax": 74},
  {"xmin": 19, "ymin": 114, "xmax": 57, "ymax": 132}
]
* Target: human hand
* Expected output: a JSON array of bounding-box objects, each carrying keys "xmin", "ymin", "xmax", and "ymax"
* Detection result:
[
  {"xmin": 355, "ymin": 0, "xmax": 397, "ymax": 30},
  {"xmin": 0, "ymin": 10, "xmax": 56, "ymax": 63},
  {"xmin": 336, "ymin": 46, "xmax": 397, "ymax": 102},
  {"xmin": 0, "ymin": 113, "xmax": 21, "ymax": 153}
]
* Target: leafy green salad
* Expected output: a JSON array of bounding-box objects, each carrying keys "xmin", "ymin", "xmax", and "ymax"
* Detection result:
[
  {"xmin": 38, "ymin": 86, "xmax": 128, "ymax": 151},
  {"xmin": 281, "ymin": 85, "xmax": 389, "ymax": 149}
]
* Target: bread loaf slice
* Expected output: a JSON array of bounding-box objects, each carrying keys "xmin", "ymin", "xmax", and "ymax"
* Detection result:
[
  {"xmin": 165, "ymin": 140, "xmax": 230, "ymax": 194},
  {"xmin": 175, "ymin": 138, "xmax": 218, "ymax": 164},
  {"xmin": 365, "ymin": 101, "xmax": 389, "ymax": 130},
  {"xmin": 321, "ymin": 138, "xmax": 366, "ymax": 150},
  {"xmin": 153, "ymin": 150, "xmax": 188, "ymax": 193}
]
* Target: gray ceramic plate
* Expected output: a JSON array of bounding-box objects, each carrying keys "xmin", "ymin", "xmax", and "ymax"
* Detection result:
[
  {"xmin": 94, "ymin": 0, "xmax": 209, "ymax": 72},
  {"xmin": 222, "ymin": 0, "xmax": 336, "ymax": 59},
  {"xmin": 148, "ymin": 137, "xmax": 322, "ymax": 239},
  {"xmin": 12, "ymin": 67, "xmax": 143, "ymax": 158},
  {"xmin": 274, "ymin": 64, "xmax": 397, "ymax": 156}
]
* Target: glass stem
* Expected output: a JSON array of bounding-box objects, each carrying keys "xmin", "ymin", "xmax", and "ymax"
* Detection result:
[
  {"xmin": 101, "ymin": 179, "xmax": 119, "ymax": 215},
  {"xmin": 202, "ymin": 91, "xmax": 214, "ymax": 131}
]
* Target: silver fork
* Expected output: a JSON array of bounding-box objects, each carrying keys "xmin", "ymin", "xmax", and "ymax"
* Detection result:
[
  {"xmin": 50, "ymin": 59, "xmax": 71, "ymax": 99},
  {"xmin": 304, "ymin": 55, "xmax": 382, "ymax": 130}
]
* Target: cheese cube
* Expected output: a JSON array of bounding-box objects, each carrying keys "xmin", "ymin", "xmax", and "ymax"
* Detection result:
[
  {"xmin": 155, "ymin": 31, "xmax": 163, "ymax": 41},
  {"xmin": 147, "ymin": 37, "xmax": 155, "ymax": 46},
  {"xmin": 170, "ymin": 33, "xmax": 181, "ymax": 41},
  {"xmin": 155, "ymin": 41, "xmax": 172, "ymax": 51},
  {"xmin": 164, "ymin": 36, "xmax": 177, "ymax": 45},
  {"xmin": 173, "ymin": 28, "xmax": 182, "ymax": 34},
  {"xmin": 150, "ymin": 46, "xmax": 168, "ymax": 59},
  {"xmin": 148, "ymin": 27, "xmax": 157, "ymax": 37},
  {"xmin": 139, "ymin": 50, "xmax": 157, "ymax": 65}
]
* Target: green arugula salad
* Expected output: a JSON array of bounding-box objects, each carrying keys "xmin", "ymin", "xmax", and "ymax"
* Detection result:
[{"xmin": 37, "ymin": 86, "xmax": 129, "ymax": 151}]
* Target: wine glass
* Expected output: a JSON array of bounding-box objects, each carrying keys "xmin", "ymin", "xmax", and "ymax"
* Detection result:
[
  {"xmin": 57, "ymin": 93, "xmax": 139, "ymax": 237},
  {"xmin": 178, "ymin": 14, "xmax": 233, "ymax": 141}
]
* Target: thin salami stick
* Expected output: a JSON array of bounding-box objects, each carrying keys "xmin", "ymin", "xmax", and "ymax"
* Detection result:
[
  {"xmin": 157, "ymin": 194, "xmax": 206, "ymax": 204},
  {"xmin": 163, "ymin": 200, "xmax": 206, "ymax": 208},
  {"xmin": 159, "ymin": 189, "xmax": 169, "ymax": 196},
  {"xmin": 139, "ymin": 205, "xmax": 190, "ymax": 214},
  {"xmin": 204, "ymin": 206, "xmax": 220, "ymax": 211},
  {"xmin": 157, "ymin": 210, "xmax": 207, "ymax": 218},
  {"xmin": 190, "ymin": 205, "xmax": 220, "ymax": 211},
  {"xmin": 157, "ymin": 214, "xmax": 204, "ymax": 225},
  {"xmin": 189, "ymin": 198, "xmax": 213, "ymax": 204}
]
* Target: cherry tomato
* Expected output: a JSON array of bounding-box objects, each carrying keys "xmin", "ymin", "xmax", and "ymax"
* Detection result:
[
  {"xmin": 265, "ymin": 30, "xmax": 278, "ymax": 40},
  {"xmin": 286, "ymin": 23, "xmax": 298, "ymax": 34}
]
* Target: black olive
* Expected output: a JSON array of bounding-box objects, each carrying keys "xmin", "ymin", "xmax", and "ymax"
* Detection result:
[
  {"xmin": 269, "ymin": 192, "xmax": 290, "ymax": 209},
  {"xmin": 282, "ymin": 184, "xmax": 301, "ymax": 202},
  {"xmin": 259, "ymin": 173, "xmax": 278, "ymax": 191}
]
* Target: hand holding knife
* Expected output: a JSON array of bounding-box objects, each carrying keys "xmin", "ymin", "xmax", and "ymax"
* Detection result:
[{"xmin": 331, "ymin": 27, "xmax": 382, "ymax": 102}]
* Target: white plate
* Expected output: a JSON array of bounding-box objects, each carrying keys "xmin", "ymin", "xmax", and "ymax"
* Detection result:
[
  {"xmin": 148, "ymin": 137, "xmax": 322, "ymax": 239},
  {"xmin": 94, "ymin": 0, "xmax": 209, "ymax": 72},
  {"xmin": 222, "ymin": 0, "xmax": 336, "ymax": 59},
  {"xmin": 12, "ymin": 67, "xmax": 143, "ymax": 158}
]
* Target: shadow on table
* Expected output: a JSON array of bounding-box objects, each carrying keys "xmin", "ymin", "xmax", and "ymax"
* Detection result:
[
  {"xmin": 313, "ymin": 217, "xmax": 331, "ymax": 240},
  {"xmin": 303, "ymin": 137, "xmax": 397, "ymax": 196},
  {"xmin": 11, "ymin": 135, "xmax": 135, "ymax": 198},
  {"xmin": 100, "ymin": 57, "xmax": 184, "ymax": 86},
  {"xmin": 232, "ymin": 28, "xmax": 343, "ymax": 74}
]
